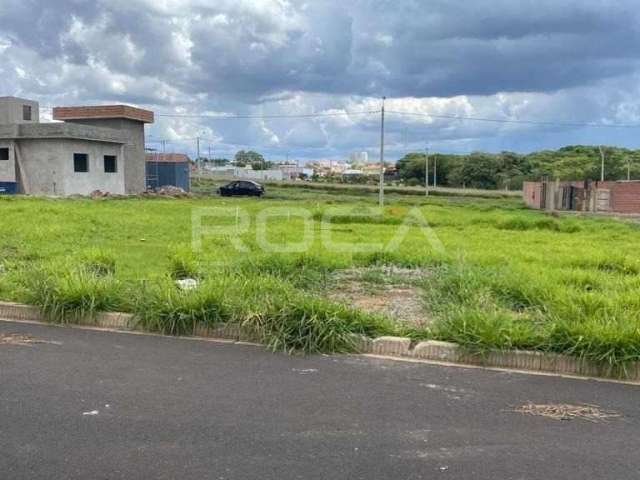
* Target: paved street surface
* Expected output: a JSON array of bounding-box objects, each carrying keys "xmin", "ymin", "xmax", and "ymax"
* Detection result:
[{"xmin": 1, "ymin": 320, "xmax": 639, "ymax": 479}]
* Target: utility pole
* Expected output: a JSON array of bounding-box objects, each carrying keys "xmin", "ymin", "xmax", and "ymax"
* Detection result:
[
  {"xmin": 196, "ymin": 136, "xmax": 201, "ymax": 166},
  {"xmin": 425, "ymin": 148, "xmax": 429, "ymax": 196},
  {"xmin": 196, "ymin": 136, "xmax": 203, "ymax": 181},
  {"xmin": 433, "ymin": 155, "xmax": 438, "ymax": 188},
  {"xmin": 161, "ymin": 139, "xmax": 166, "ymax": 153},
  {"xmin": 378, "ymin": 96, "xmax": 386, "ymax": 207},
  {"xmin": 627, "ymin": 157, "xmax": 631, "ymax": 181},
  {"xmin": 599, "ymin": 145, "xmax": 605, "ymax": 182}
]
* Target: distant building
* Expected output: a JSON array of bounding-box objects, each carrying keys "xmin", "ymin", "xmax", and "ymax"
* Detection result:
[
  {"xmin": 278, "ymin": 164, "xmax": 314, "ymax": 179},
  {"xmin": 350, "ymin": 151, "xmax": 369, "ymax": 164},
  {"xmin": 362, "ymin": 163, "xmax": 385, "ymax": 176},
  {"xmin": 308, "ymin": 160, "xmax": 349, "ymax": 176},
  {"xmin": 145, "ymin": 153, "xmax": 191, "ymax": 192},
  {"xmin": 0, "ymin": 96, "xmax": 153, "ymax": 195}
]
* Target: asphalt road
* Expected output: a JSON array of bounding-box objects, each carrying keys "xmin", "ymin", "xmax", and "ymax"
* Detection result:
[{"xmin": 1, "ymin": 320, "xmax": 639, "ymax": 480}]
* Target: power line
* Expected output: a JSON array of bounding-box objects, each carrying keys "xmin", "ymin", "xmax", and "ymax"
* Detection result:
[
  {"xmin": 156, "ymin": 110, "xmax": 380, "ymax": 120},
  {"xmin": 40, "ymin": 103, "xmax": 640, "ymax": 128},
  {"xmin": 386, "ymin": 110, "xmax": 640, "ymax": 129}
]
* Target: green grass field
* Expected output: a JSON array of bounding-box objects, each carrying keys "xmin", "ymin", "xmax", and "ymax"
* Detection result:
[{"xmin": 1, "ymin": 185, "xmax": 639, "ymax": 366}]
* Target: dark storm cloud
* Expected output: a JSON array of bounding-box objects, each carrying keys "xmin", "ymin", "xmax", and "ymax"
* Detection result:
[
  {"xmin": 349, "ymin": 0, "xmax": 640, "ymax": 96},
  {"xmin": 3, "ymin": 0, "xmax": 640, "ymax": 100}
]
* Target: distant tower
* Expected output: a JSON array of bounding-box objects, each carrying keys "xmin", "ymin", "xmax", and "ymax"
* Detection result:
[{"xmin": 349, "ymin": 151, "xmax": 369, "ymax": 164}]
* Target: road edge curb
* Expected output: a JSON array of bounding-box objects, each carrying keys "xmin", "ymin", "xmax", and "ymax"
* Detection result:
[{"xmin": 1, "ymin": 301, "xmax": 637, "ymax": 382}]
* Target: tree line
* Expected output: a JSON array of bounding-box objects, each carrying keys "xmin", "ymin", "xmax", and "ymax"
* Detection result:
[{"xmin": 396, "ymin": 146, "xmax": 640, "ymax": 190}]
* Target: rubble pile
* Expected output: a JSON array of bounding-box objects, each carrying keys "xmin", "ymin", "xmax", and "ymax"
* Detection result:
[{"xmin": 143, "ymin": 185, "xmax": 192, "ymax": 198}]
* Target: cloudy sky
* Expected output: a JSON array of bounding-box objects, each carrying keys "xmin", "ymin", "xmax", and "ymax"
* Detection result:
[{"xmin": 2, "ymin": 0, "xmax": 640, "ymax": 162}]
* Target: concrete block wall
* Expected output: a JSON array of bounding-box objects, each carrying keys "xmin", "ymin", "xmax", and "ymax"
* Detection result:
[
  {"xmin": 16, "ymin": 139, "xmax": 125, "ymax": 195},
  {"xmin": 0, "ymin": 140, "xmax": 16, "ymax": 184},
  {"xmin": 65, "ymin": 118, "xmax": 147, "ymax": 193},
  {"xmin": 0, "ymin": 97, "xmax": 39, "ymax": 125}
]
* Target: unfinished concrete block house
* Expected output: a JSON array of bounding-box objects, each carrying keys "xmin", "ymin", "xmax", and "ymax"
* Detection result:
[{"xmin": 0, "ymin": 96, "xmax": 153, "ymax": 195}]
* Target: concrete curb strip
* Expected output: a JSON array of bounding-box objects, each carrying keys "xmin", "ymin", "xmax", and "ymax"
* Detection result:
[
  {"xmin": 372, "ymin": 336, "xmax": 411, "ymax": 356},
  {"xmin": 0, "ymin": 301, "xmax": 638, "ymax": 382}
]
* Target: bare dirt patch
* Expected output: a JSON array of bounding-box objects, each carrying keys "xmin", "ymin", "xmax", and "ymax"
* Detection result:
[{"xmin": 328, "ymin": 267, "xmax": 431, "ymax": 327}]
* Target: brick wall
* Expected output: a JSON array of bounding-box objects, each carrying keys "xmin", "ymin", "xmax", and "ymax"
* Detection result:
[
  {"xmin": 607, "ymin": 181, "xmax": 640, "ymax": 214},
  {"xmin": 53, "ymin": 105, "xmax": 154, "ymax": 124},
  {"xmin": 522, "ymin": 182, "xmax": 542, "ymax": 208}
]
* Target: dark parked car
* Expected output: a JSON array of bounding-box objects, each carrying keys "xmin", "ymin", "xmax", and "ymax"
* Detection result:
[{"xmin": 218, "ymin": 180, "xmax": 265, "ymax": 197}]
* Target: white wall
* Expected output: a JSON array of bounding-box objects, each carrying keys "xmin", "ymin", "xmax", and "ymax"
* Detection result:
[{"xmin": 235, "ymin": 169, "xmax": 284, "ymax": 181}]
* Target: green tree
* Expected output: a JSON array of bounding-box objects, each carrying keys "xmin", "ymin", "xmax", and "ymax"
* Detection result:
[
  {"xmin": 496, "ymin": 151, "xmax": 529, "ymax": 190},
  {"xmin": 447, "ymin": 152, "xmax": 500, "ymax": 189},
  {"xmin": 234, "ymin": 150, "xmax": 266, "ymax": 168}
]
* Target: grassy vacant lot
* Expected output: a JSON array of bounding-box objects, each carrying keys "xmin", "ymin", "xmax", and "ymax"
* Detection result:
[{"xmin": 1, "ymin": 185, "xmax": 639, "ymax": 367}]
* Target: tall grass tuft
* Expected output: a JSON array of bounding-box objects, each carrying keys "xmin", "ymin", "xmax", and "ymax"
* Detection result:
[
  {"xmin": 241, "ymin": 295, "xmax": 392, "ymax": 354},
  {"xmin": 496, "ymin": 216, "xmax": 581, "ymax": 233},
  {"xmin": 238, "ymin": 254, "xmax": 341, "ymax": 289},
  {"xmin": 547, "ymin": 317, "xmax": 640, "ymax": 375},
  {"xmin": 80, "ymin": 248, "xmax": 117, "ymax": 276},
  {"xmin": 432, "ymin": 307, "xmax": 544, "ymax": 354},
  {"xmin": 133, "ymin": 277, "xmax": 230, "ymax": 335},
  {"xmin": 169, "ymin": 248, "xmax": 201, "ymax": 279},
  {"xmin": 133, "ymin": 273, "xmax": 394, "ymax": 353},
  {"xmin": 21, "ymin": 265, "xmax": 123, "ymax": 323}
]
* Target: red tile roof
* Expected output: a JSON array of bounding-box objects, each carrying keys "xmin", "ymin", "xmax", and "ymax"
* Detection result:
[
  {"xmin": 145, "ymin": 153, "xmax": 190, "ymax": 163},
  {"xmin": 53, "ymin": 105, "xmax": 154, "ymax": 123}
]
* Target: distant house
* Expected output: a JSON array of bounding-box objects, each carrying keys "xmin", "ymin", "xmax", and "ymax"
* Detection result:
[
  {"xmin": 0, "ymin": 96, "xmax": 153, "ymax": 195},
  {"xmin": 523, "ymin": 179, "xmax": 640, "ymax": 214},
  {"xmin": 145, "ymin": 153, "xmax": 191, "ymax": 192},
  {"xmin": 278, "ymin": 164, "xmax": 314, "ymax": 179}
]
